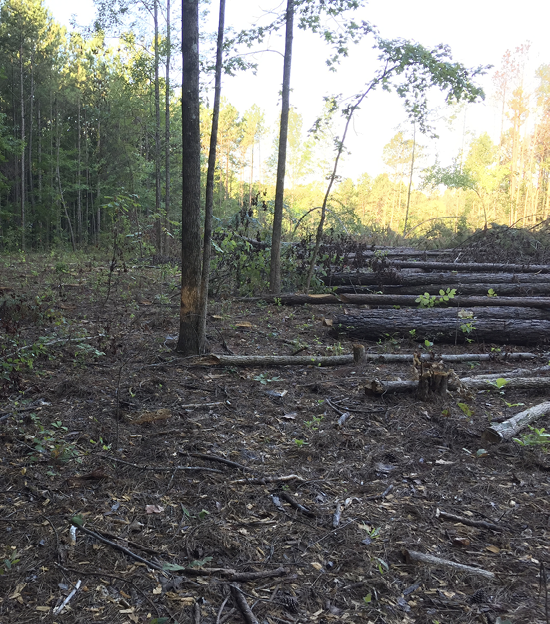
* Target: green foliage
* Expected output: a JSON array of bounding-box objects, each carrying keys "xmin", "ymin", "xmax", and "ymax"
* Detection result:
[
  {"xmin": 513, "ymin": 425, "xmax": 550, "ymax": 447},
  {"xmin": 305, "ymin": 415, "xmax": 324, "ymax": 430},
  {"xmin": 253, "ymin": 373, "xmax": 282, "ymax": 385},
  {"xmin": 415, "ymin": 288, "xmax": 456, "ymax": 308},
  {"xmin": 0, "ymin": 550, "xmax": 20, "ymax": 575},
  {"xmin": 490, "ymin": 378, "xmax": 509, "ymax": 390},
  {"xmin": 457, "ymin": 402, "xmax": 473, "ymax": 418}
]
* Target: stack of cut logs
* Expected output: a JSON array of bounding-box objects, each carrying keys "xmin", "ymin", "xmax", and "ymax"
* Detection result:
[{"xmin": 325, "ymin": 256, "xmax": 550, "ymax": 345}]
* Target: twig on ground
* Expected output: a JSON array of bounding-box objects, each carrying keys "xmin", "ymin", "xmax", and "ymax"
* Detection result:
[
  {"xmin": 230, "ymin": 474, "xmax": 304, "ymax": 485},
  {"xmin": 404, "ymin": 549, "xmax": 495, "ymax": 579},
  {"xmin": 53, "ymin": 579, "xmax": 81, "ymax": 615},
  {"xmin": 436, "ymin": 509, "xmax": 503, "ymax": 532},
  {"xmin": 194, "ymin": 600, "xmax": 201, "ymax": 624},
  {"xmin": 216, "ymin": 596, "xmax": 230, "ymax": 624},
  {"xmin": 71, "ymin": 520, "xmax": 166, "ymax": 572},
  {"xmin": 333, "ymin": 504, "xmax": 342, "ymax": 528},
  {"xmin": 99, "ymin": 455, "xmax": 222, "ymax": 473},
  {"xmin": 365, "ymin": 484, "xmax": 394, "ymax": 501},
  {"xmin": 279, "ymin": 491, "xmax": 316, "ymax": 518},
  {"xmin": 230, "ymin": 584, "xmax": 259, "ymax": 624},
  {"xmin": 187, "ymin": 451, "xmax": 252, "ymax": 471},
  {"xmin": 53, "ymin": 563, "xmax": 162, "ymax": 617}
]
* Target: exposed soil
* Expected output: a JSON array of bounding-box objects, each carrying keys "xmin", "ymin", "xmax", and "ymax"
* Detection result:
[{"xmin": 1, "ymin": 257, "xmax": 549, "ymax": 624}]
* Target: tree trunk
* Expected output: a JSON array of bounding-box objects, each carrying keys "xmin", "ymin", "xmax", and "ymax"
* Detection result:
[
  {"xmin": 325, "ymin": 270, "xmax": 550, "ymax": 287},
  {"xmin": 360, "ymin": 259, "xmax": 550, "ymax": 273},
  {"xmin": 198, "ymin": 0, "xmax": 225, "ymax": 350},
  {"xmin": 20, "ymin": 43, "xmax": 25, "ymax": 251},
  {"xmin": 269, "ymin": 0, "xmax": 293, "ymax": 294},
  {"xmin": 165, "ymin": 0, "xmax": 171, "ymax": 252},
  {"xmin": 177, "ymin": 0, "xmax": 202, "ymax": 355},
  {"xmin": 339, "ymin": 293, "xmax": 550, "ymax": 310},
  {"xmin": 403, "ymin": 121, "xmax": 415, "ymax": 235},
  {"xmin": 335, "ymin": 283, "xmax": 550, "ymax": 297},
  {"xmin": 331, "ymin": 310, "xmax": 550, "ymax": 344},
  {"xmin": 154, "ymin": 0, "xmax": 162, "ymax": 254}
]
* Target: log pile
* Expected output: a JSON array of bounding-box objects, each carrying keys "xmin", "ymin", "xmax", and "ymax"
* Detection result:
[{"xmin": 326, "ymin": 253, "xmax": 550, "ymax": 346}]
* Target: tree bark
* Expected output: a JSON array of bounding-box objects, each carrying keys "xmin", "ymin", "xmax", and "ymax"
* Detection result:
[
  {"xmin": 188, "ymin": 351, "xmax": 535, "ymax": 367},
  {"xmin": 325, "ymin": 271, "xmax": 550, "ymax": 287},
  {"xmin": 177, "ymin": 0, "xmax": 202, "ymax": 356},
  {"xmin": 365, "ymin": 377, "xmax": 550, "ymax": 396},
  {"xmin": 339, "ymin": 293, "xmax": 550, "ymax": 310},
  {"xmin": 483, "ymin": 402, "xmax": 550, "ymax": 443},
  {"xmin": 269, "ymin": 0, "xmax": 293, "ymax": 294},
  {"xmin": 367, "ymin": 259, "xmax": 550, "ymax": 273},
  {"xmin": 198, "ymin": 0, "xmax": 225, "ymax": 349},
  {"xmin": 331, "ymin": 310, "xmax": 550, "ymax": 344},
  {"xmin": 164, "ymin": 0, "xmax": 171, "ymax": 252},
  {"xmin": 335, "ymin": 283, "xmax": 550, "ymax": 297},
  {"xmin": 154, "ymin": 0, "xmax": 162, "ymax": 254}
]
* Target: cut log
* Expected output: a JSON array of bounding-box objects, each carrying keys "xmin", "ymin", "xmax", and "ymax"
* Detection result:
[
  {"xmin": 239, "ymin": 294, "xmax": 342, "ymax": 305},
  {"xmin": 191, "ymin": 354, "xmax": 354, "ymax": 366},
  {"xmin": 331, "ymin": 310, "xmax": 550, "ymax": 344},
  {"xmin": 379, "ymin": 260, "xmax": 550, "ymax": 273},
  {"xmin": 336, "ymin": 283, "xmax": 550, "ymax": 296},
  {"xmin": 189, "ymin": 351, "xmax": 536, "ymax": 368},
  {"xmin": 340, "ymin": 293, "xmax": 550, "ymax": 311},
  {"xmin": 324, "ymin": 271, "xmax": 550, "ymax": 287},
  {"xmin": 341, "ymin": 306, "xmax": 550, "ymax": 321},
  {"xmin": 364, "ymin": 376, "xmax": 548, "ymax": 396},
  {"xmin": 482, "ymin": 401, "xmax": 550, "ymax": 443},
  {"xmin": 460, "ymin": 365, "xmax": 550, "ymax": 382}
]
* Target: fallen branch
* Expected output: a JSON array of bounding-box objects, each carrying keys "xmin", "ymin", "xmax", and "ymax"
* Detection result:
[
  {"xmin": 230, "ymin": 474, "xmax": 304, "ymax": 485},
  {"xmin": 460, "ymin": 365, "xmax": 550, "ymax": 382},
  {"xmin": 53, "ymin": 579, "xmax": 82, "ymax": 615},
  {"xmin": 279, "ymin": 491, "xmax": 316, "ymax": 518},
  {"xmin": 187, "ymin": 452, "xmax": 252, "ymax": 471},
  {"xmin": 191, "ymin": 353, "xmax": 353, "ymax": 366},
  {"xmin": 186, "ymin": 350, "xmax": 535, "ymax": 370},
  {"xmin": 364, "ymin": 376, "xmax": 549, "ymax": 396},
  {"xmin": 352, "ymin": 343, "xmax": 535, "ymax": 363},
  {"xmin": 230, "ymin": 584, "xmax": 259, "ymax": 624},
  {"xmin": 99, "ymin": 455, "xmax": 222, "ymax": 473},
  {"xmin": 403, "ymin": 549, "xmax": 495, "ymax": 579},
  {"xmin": 436, "ymin": 509, "xmax": 503, "ymax": 532},
  {"xmin": 482, "ymin": 401, "xmax": 550, "ymax": 443},
  {"xmin": 71, "ymin": 520, "xmax": 165, "ymax": 571},
  {"xmin": 364, "ymin": 484, "xmax": 394, "ymax": 501}
]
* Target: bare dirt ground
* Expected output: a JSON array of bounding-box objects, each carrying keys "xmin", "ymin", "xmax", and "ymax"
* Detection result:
[{"xmin": 1, "ymin": 256, "xmax": 549, "ymax": 624}]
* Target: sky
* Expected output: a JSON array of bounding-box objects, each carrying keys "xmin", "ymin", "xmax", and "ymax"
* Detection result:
[{"xmin": 44, "ymin": 0, "xmax": 549, "ymax": 182}]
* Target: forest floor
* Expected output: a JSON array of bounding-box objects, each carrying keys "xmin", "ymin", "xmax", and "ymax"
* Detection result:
[{"xmin": 1, "ymin": 255, "xmax": 549, "ymax": 624}]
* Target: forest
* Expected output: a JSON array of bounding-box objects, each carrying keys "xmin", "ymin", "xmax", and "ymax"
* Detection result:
[
  {"xmin": 0, "ymin": 0, "xmax": 548, "ymax": 257},
  {"xmin": 1, "ymin": 1, "xmax": 550, "ymax": 623}
]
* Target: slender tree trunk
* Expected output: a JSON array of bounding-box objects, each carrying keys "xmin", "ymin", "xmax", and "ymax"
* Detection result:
[
  {"xmin": 20, "ymin": 44, "xmax": 26, "ymax": 251},
  {"xmin": 165, "ymin": 0, "xmax": 171, "ymax": 252},
  {"xmin": 56, "ymin": 107, "xmax": 76, "ymax": 252},
  {"xmin": 96, "ymin": 117, "xmax": 101, "ymax": 245},
  {"xmin": 77, "ymin": 95, "xmax": 82, "ymax": 244},
  {"xmin": 269, "ymin": 0, "xmax": 294, "ymax": 294},
  {"xmin": 37, "ymin": 101, "xmax": 42, "ymax": 211},
  {"xmin": 177, "ymin": 0, "xmax": 202, "ymax": 355},
  {"xmin": 28, "ymin": 56, "xmax": 34, "ymax": 225},
  {"xmin": 198, "ymin": 0, "xmax": 225, "ymax": 349},
  {"xmin": 154, "ymin": 0, "xmax": 162, "ymax": 254},
  {"xmin": 403, "ymin": 122, "xmax": 416, "ymax": 235}
]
